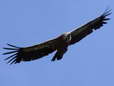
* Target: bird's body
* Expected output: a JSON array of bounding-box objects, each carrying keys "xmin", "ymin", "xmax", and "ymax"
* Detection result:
[{"xmin": 3, "ymin": 9, "xmax": 111, "ymax": 64}]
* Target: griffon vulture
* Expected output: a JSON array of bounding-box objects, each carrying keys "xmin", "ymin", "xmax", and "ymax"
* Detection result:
[{"xmin": 3, "ymin": 9, "xmax": 111, "ymax": 64}]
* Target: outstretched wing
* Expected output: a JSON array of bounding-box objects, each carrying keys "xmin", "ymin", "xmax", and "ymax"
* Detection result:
[
  {"xmin": 70, "ymin": 9, "xmax": 111, "ymax": 45},
  {"xmin": 3, "ymin": 38, "xmax": 58, "ymax": 64}
]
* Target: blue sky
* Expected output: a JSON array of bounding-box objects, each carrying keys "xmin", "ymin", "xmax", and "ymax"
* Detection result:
[{"xmin": 0, "ymin": 0, "xmax": 114, "ymax": 86}]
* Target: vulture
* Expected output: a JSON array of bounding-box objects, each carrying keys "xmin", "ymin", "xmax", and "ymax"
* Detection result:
[{"xmin": 3, "ymin": 9, "xmax": 111, "ymax": 64}]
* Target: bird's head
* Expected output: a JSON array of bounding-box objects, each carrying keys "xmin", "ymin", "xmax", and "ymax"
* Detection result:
[{"xmin": 62, "ymin": 32, "xmax": 72, "ymax": 42}]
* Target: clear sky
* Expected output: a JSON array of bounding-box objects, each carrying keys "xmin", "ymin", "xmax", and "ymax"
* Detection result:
[{"xmin": 0, "ymin": 0, "xmax": 114, "ymax": 86}]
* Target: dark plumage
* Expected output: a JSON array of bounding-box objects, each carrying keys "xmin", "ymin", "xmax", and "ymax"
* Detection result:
[{"xmin": 3, "ymin": 9, "xmax": 111, "ymax": 64}]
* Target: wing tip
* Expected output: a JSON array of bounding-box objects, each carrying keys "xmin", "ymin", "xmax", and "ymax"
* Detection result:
[
  {"xmin": 94, "ymin": 8, "xmax": 112, "ymax": 30},
  {"xmin": 102, "ymin": 8, "xmax": 112, "ymax": 17},
  {"xmin": 3, "ymin": 44, "xmax": 22, "ymax": 64}
]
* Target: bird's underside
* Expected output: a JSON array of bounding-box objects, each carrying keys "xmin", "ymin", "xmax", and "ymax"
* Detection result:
[{"xmin": 3, "ymin": 9, "xmax": 111, "ymax": 64}]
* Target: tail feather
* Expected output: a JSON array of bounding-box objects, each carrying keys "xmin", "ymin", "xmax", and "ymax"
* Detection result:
[{"xmin": 51, "ymin": 47, "xmax": 68, "ymax": 61}]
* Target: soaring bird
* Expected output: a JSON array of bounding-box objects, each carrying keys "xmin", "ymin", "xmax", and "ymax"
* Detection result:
[{"xmin": 3, "ymin": 9, "xmax": 111, "ymax": 64}]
